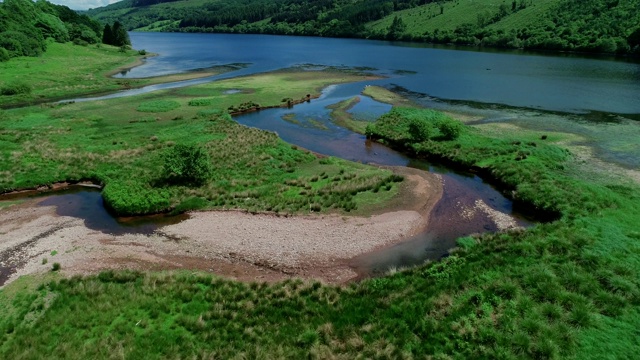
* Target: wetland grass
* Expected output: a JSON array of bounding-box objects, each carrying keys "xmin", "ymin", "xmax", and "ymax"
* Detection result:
[
  {"xmin": 1, "ymin": 56, "xmax": 639, "ymax": 358},
  {"xmin": 0, "ymin": 70, "xmax": 400, "ymax": 216},
  {"xmin": 2, "ymin": 103, "xmax": 638, "ymax": 358}
]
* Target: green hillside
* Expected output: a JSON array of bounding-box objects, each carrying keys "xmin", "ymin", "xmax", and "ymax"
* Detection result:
[
  {"xmin": 86, "ymin": 0, "xmax": 640, "ymax": 54},
  {"xmin": 0, "ymin": 0, "xmax": 104, "ymax": 61},
  {"xmin": 367, "ymin": 0, "xmax": 560, "ymax": 38}
]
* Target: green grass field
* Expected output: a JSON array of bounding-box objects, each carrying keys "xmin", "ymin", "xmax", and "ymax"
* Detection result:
[
  {"xmin": 0, "ymin": 70, "xmax": 400, "ymax": 216},
  {"xmin": 0, "ymin": 42, "xmax": 143, "ymax": 107},
  {"xmin": 0, "ymin": 42, "xmax": 240, "ymax": 108}
]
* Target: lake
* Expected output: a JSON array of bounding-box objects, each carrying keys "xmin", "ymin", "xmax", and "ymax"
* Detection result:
[{"xmin": 116, "ymin": 32, "xmax": 640, "ymax": 115}]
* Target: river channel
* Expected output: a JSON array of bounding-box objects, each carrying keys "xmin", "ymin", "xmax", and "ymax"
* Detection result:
[{"xmin": 18, "ymin": 32, "xmax": 640, "ymax": 277}]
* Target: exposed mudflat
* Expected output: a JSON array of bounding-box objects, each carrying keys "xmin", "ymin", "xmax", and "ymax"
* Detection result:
[{"xmin": 0, "ymin": 167, "xmax": 442, "ymax": 287}]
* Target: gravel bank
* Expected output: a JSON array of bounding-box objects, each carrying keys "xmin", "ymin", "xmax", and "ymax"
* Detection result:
[{"xmin": 0, "ymin": 167, "xmax": 442, "ymax": 287}]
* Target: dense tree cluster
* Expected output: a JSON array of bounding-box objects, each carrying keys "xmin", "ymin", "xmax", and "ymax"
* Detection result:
[
  {"xmin": 87, "ymin": 0, "xmax": 640, "ymax": 55},
  {"xmin": 102, "ymin": 21, "xmax": 131, "ymax": 47},
  {"xmin": 0, "ymin": 0, "xmax": 103, "ymax": 61}
]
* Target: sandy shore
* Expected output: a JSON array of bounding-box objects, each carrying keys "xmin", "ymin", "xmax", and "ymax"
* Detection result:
[{"xmin": 0, "ymin": 167, "xmax": 442, "ymax": 287}]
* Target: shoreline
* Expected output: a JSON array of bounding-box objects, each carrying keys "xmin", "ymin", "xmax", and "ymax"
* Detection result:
[{"xmin": 0, "ymin": 166, "xmax": 442, "ymax": 287}]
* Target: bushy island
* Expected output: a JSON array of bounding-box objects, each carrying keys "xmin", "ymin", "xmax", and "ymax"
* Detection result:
[{"xmin": 1, "ymin": 92, "xmax": 639, "ymax": 358}]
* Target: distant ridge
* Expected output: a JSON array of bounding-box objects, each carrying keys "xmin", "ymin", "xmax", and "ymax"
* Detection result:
[{"xmin": 86, "ymin": 0, "xmax": 640, "ymax": 55}]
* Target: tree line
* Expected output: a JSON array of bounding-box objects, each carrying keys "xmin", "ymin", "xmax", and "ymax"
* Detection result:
[{"xmin": 88, "ymin": 0, "xmax": 640, "ymax": 55}]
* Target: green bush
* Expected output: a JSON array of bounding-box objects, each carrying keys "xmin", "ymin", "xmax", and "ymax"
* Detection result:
[
  {"xmin": 188, "ymin": 98, "xmax": 213, "ymax": 106},
  {"xmin": 438, "ymin": 118, "xmax": 464, "ymax": 140},
  {"xmin": 102, "ymin": 181, "xmax": 171, "ymax": 216},
  {"xmin": 137, "ymin": 100, "xmax": 181, "ymax": 113},
  {"xmin": 0, "ymin": 81, "xmax": 32, "ymax": 96},
  {"xmin": 51, "ymin": 263, "xmax": 61, "ymax": 272},
  {"xmin": 408, "ymin": 118, "xmax": 432, "ymax": 142},
  {"xmin": 162, "ymin": 144, "xmax": 212, "ymax": 186}
]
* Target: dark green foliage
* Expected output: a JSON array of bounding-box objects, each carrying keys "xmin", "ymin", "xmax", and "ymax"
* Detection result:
[
  {"xmin": 0, "ymin": 47, "xmax": 8, "ymax": 62},
  {"xmin": 0, "ymin": 81, "xmax": 32, "ymax": 96},
  {"xmin": 387, "ymin": 15, "xmax": 406, "ymax": 40},
  {"xmin": 629, "ymin": 27, "xmax": 640, "ymax": 51},
  {"xmin": 51, "ymin": 263, "xmax": 61, "ymax": 272},
  {"xmin": 102, "ymin": 21, "xmax": 131, "ymax": 47},
  {"xmin": 87, "ymin": 0, "xmax": 640, "ymax": 54},
  {"xmin": 102, "ymin": 24, "xmax": 113, "ymax": 45},
  {"xmin": 162, "ymin": 144, "xmax": 213, "ymax": 186}
]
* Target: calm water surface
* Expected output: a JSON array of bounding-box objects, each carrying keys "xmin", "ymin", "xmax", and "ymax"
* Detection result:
[{"xmin": 107, "ymin": 32, "xmax": 640, "ymax": 115}]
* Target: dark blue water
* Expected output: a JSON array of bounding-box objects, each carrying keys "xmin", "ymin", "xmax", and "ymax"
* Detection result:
[{"xmin": 97, "ymin": 32, "xmax": 640, "ymax": 115}]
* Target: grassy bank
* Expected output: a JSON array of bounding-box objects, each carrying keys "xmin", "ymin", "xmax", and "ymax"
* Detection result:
[
  {"xmin": 0, "ymin": 70, "xmax": 399, "ymax": 216},
  {"xmin": 0, "ymin": 42, "xmax": 142, "ymax": 107},
  {"xmin": 0, "ymin": 42, "xmax": 241, "ymax": 108},
  {"xmin": 2, "ymin": 94, "xmax": 639, "ymax": 358}
]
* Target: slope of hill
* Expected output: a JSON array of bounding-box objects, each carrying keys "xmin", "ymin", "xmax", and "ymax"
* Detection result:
[
  {"xmin": 86, "ymin": 0, "xmax": 640, "ymax": 54},
  {"xmin": 0, "ymin": 0, "xmax": 104, "ymax": 61}
]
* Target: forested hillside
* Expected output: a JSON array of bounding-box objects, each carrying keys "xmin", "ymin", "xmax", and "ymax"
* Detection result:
[
  {"xmin": 0, "ymin": 0, "xmax": 104, "ymax": 61},
  {"xmin": 86, "ymin": 0, "xmax": 640, "ymax": 54}
]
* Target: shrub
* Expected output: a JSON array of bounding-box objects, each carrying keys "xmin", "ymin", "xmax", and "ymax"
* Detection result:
[
  {"xmin": 188, "ymin": 98, "xmax": 213, "ymax": 106},
  {"xmin": 437, "ymin": 118, "xmax": 464, "ymax": 140},
  {"xmin": 162, "ymin": 144, "xmax": 212, "ymax": 186},
  {"xmin": 102, "ymin": 181, "xmax": 171, "ymax": 216},
  {"xmin": 408, "ymin": 118, "xmax": 431, "ymax": 142},
  {"xmin": 1, "ymin": 81, "xmax": 32, "ymax": 96},
  {"xmin": 51, "ymin": 263, "xmax": 61, "ymax": 272}
]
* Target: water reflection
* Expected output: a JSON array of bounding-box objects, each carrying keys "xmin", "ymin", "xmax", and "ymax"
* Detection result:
[{"xmin": 36, "ymin": 187, "xmax": 186, "ymax": 235}]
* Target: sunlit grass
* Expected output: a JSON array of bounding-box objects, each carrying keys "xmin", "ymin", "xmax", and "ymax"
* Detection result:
[{"xmin": 0, "ymin": 70, "xmax": 399, "ymax": 215}]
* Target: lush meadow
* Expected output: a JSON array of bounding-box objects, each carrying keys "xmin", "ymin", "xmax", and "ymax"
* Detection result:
[
  {"xmin": 2, "ymin": 90, "xmax": 639, "ymax": 358},
  {"xmin": 0, "ymin": 42, "xmax": 143, "ymax": 107},
  {"xmin": 0, "ymin": 70, "xmax": 400, "ymax": 216}
]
